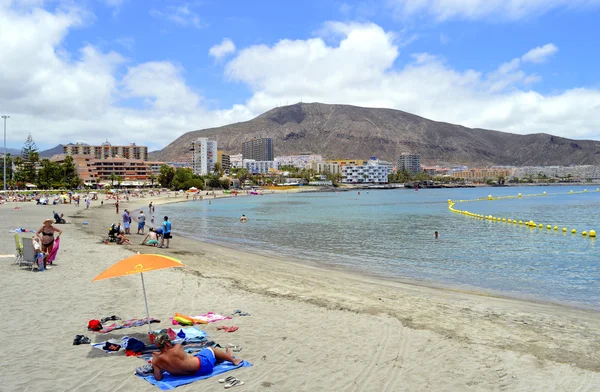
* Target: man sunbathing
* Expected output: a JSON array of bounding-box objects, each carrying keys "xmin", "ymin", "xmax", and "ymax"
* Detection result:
[{"xmin": 146, "ymin": 333, "xmax": 242, "ymax": 380}]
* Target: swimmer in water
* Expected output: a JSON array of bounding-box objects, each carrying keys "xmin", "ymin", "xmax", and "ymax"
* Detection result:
[
  {"xmin": 434, "ymin": 231, "xmax": 439, "ymax": 239},
  {"xmin": 240, "ymin": 214, "xmax": 248, "ymax": 222}
]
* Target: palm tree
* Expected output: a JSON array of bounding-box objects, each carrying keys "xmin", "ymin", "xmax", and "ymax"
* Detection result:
[
  {"xmin": 109, "ymin": 172, "xmax": 118, "ymax": 187},
  {"xmin": 213, "ymin": 162, "xmax": 223, "ymax": 176}
]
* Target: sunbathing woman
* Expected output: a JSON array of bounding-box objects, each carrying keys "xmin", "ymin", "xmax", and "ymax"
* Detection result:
[{"xmin": 36, "ymin": 219, "xmax": 62, "ymax": 269}]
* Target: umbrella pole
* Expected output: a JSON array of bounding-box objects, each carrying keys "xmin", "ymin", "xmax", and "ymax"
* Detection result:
[{"xmin": 140, "ymin": 272, "xmax": 152, "ymax": 334}]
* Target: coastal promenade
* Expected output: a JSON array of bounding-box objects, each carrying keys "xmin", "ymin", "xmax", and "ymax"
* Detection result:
[{"xmin": 0, "ymin": 192, "xmax": 598, "ymax": 391}]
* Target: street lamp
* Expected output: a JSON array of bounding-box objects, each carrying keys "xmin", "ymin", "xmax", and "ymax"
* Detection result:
[{"xmin": 2, "ymin": 115, "xmax": 9, "ymax": 191}]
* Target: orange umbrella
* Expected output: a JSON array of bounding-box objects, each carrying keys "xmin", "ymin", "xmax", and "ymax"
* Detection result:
[{"xmin": 92, "ymin": 253, "xmax": 184, "ymax": 332}]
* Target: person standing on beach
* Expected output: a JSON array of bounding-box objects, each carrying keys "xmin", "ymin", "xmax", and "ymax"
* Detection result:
[
  {"xmin": 115, "ymin": 200, "xmax": 119, "ymax": 214},
  {"xmin": 85, "ymin": 197, "xmax": 90, "ymax": 209},
  {"xmin": 137, "ymin": 210, "xmax": 146, "ymax": 234},
  {"xmin": 36, "ymin": 219, "xmax": 62, "ymax": 269},
  {"xmin": 123, "ymin": 209, "xmax": 131, "ymax": 234},
  {"xmin": 159, "ymin": 216, "xmax": 172, "ymax": 248}
]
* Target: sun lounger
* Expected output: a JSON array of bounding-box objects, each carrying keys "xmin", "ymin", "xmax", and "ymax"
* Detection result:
[{"xmin": 20, "ymin": 237, "xmax": 38, "ymax": 271}]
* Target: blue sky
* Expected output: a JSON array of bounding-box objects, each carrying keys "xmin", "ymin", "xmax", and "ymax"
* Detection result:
[{"xmin": 1, "ymin": 0, "xmax": 600, "ymax": 151}]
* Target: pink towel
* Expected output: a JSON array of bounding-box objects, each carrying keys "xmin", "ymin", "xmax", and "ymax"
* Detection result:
[{"xmin": 48, "ymin": 237, "xmax": 60, "ymax": 263}]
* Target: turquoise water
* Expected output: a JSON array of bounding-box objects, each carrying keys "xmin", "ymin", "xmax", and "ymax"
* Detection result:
[{"xmin": 161, "ymin": 186, "xmax": 600, "ymax": 309}]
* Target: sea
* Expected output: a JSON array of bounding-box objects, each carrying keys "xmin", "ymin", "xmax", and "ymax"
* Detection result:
[{"xmin": 159, "ymin": 186, "xmax": 600, "ymax": 310}]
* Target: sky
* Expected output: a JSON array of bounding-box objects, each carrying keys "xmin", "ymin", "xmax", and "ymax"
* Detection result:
[{"xmin": 1, "ymin": 0, "xmax": 600, "ymax": 152}]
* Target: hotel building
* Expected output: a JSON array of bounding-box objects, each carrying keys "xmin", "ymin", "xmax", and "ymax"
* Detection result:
[
  {"xmin": 276, "ymin": 154, "xmax": 322, "ymax": 168},
  {"xmin": 341, "ymin": 159, "xmax": 389, "ymax": 184},
  {"xmin": 191, "ymin": 137, "xmax": 218, "ymax": 175},
  {"xmin": 64, "ymin": 142, "xmax": 148, "ymax": 161},
  {"xmin": 242, "ymin": 138, "xmax": 274, "ymax": 161},
  {"xmin": 242, "ymin": 159, "xmax": 280, "ymax": 174},
  {"xmin": 217, "ymin": 151, "xmax": 231, "ymax": 173},
  {"xmin": 397, "ymin": 153, "xmax": 421, "ymax": 173}
]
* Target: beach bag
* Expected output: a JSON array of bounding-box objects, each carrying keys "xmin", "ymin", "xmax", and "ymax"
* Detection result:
[{"xmin": 88, "ymin": 320, "xmax": 103, "ymax": 331}]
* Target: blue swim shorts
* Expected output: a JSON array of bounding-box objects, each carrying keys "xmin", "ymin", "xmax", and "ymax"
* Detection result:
[
  {"xmin": 138, "ymin": 222, "xmax": 145, "ymax": 229},
  {"xmin": 194, "ymin": 348, "xmax": 216, "ymax": 376}
]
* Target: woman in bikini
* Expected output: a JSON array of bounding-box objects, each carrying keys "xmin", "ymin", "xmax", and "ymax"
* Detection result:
[{"xmin": 36, "ymin": 219, "xmax": 62, "ymax": 269}]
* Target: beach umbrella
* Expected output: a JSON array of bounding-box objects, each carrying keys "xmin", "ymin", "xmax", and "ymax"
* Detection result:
[{"xmin": 92, "ymin": 253, "xmax": 184, "ymax": 332}]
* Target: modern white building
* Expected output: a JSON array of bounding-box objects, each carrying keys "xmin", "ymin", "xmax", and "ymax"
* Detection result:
[
  {"xmin": 192, "ymin": 137, "xmax": 217, "ymax": 175},
  {"xmin": 276, "ymin": 154, "xmax": 323, "ymax": 168},
  {"xmin": 242, "ymin": 159, "xmax": 280, "ymax": 174},
  {"xmin": 341, "ymin": 160, "xmax": 389, "ymax": 184},
  {"xmin": 304, "ymin": 161, "xmax": 341, "ymax": 175},
  {"xmin": 229, "ymin": 154, "xmax": 243, "ymax": 169}
]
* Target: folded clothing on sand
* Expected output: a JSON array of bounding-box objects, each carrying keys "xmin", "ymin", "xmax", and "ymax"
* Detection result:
[
  {"xmin": 98, "ymin": 317, "xmax": 161, "ymax": 333},
  {"xmin": 137, "ymin": 360, "xmax": 252, "ymax": 390}
]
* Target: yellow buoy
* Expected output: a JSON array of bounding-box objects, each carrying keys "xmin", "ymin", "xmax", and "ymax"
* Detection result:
[
  {"xmin": 546, "ymin": 225, "xmax": 551, "ymax": 229},
  {"xmin": 584, "ymin": 189, "xmax": 587, "ymax": 192},
  {"xmin": 519, "ymin": 220, "xmax": 523, "ymax": 225},
  {"xmin": 562, "ymin": 227, "xmax": 567, "ymax": 232},
  {"xmin": 502, "ymin": 218, "xmax": 506, "ymax": 222},
  {"xmin": 582, "ymin": 231, "xmax": 588, "ymax": 236},
  {"xmin": 448, "ymin": 199, "xmax": 452, "ymax": 204},
  {"xmin": 507, "ymin": 219, "xmax": 512, "ymax": 223},
  {"xmin": 554, "ymin": 226, "xmax": 558, "ymax": 231},
  {"xmin": 543, "ymin": 191, "xmax": 546, "ymax": 195},
  {"xmin": 590, "ymin": 230, "xmax": 596, "ymax": 237},
  {"xmin": 570, "ymin": 190, "xmax": 574, "ymax": 194},
  {"xmin": 572, "ymin": 229, "xmax": 576, "ymax": 234},
  {"xmin": 488, "ymin": 195, "xmax": 493, "ymax": 200},
  {"xmin": 538, "ymin": 224, "xmax": 543, "ymax": 229},
  {"xmin": 518, "ymin": 193, "xmax": 522, "ymax": 198}
]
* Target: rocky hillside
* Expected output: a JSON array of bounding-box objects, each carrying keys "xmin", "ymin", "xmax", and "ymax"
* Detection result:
[{"xmin": 150, "ymin": 103, "xmax": 600, "ymax": 166}]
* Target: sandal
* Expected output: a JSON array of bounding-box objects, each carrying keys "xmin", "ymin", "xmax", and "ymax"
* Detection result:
[
  {"xmin": 225, "ymin": 379, "xmax": 245, "ymax": 389},
  {"xmin": 218, "ymin": 376, "xmax": 236, "ymax": 384}
]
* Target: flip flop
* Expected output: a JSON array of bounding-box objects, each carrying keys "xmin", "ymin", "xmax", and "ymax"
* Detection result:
[
  {"xmin": 226, "ymin": 326, "xmax": 239, "ymax": 333},
  {"xmin": 228, "ymin": 344, "xmax": 243, "ymax": 352},
  {"xmin": 225, "ymin": 379, "xmax": 245, "ymax": 389},
  {"xmin": 218, "ymin": 376, "xmax": 236, "ymax": 384}
]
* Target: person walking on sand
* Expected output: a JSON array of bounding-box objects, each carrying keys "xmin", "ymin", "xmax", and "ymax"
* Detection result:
[
  {"xmin": 85, "ymin": 197, "xmax": 90, "ymax": 209},
  {"xmin": 115, "ymin": 200, "xmax": 119, "ymax": 214},
  {"xmin": 136, "ymin": 333, "xmax": 242, "ymax": 381},
  {"xmin": 137, "ymin": 210, "xmax": 146, "ymax": 234},
  {"xmin": 159, "ymin": 216, "xmax": 172, "ymax": 248}
]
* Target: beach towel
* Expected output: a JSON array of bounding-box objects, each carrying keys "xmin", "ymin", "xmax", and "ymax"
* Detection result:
[
  {"xmin": 47, "ymin": 237, "xmax": 60, "ymax": 263},
  {"xmin": 171, "ymin": 312, "xmax": 231, "ymax": 325},
  {"xmin": 137, "ymin": 360, "xmax": 252, "ymax": 390},
  {"xmin": 98, "ymin": 317, "xmax": 161, "ymax": 333}
]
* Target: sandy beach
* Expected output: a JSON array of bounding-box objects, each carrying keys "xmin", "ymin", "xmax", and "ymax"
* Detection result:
[{"xmin": 1, "ymin": 192, "xmax": 599, "ymax": 392}]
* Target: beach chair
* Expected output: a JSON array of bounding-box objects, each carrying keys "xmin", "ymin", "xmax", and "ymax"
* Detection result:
[
  {"xmin": 20, "ymin": 237, "xmax": 38, "ymax": 272},
  {"xmin": 13, "ymin": 234, "xmax": 23, "ymax": 265}
]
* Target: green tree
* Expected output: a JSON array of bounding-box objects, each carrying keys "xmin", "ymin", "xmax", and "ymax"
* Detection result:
[
  {"xmin": 212, "ymin": 162, "xmax": 224, "ymax": 177},
  {"xmin": 171, "ymin": 167, "xmax": 193, "ymax": 190},
  {"xmin": 62, "ymin": 155, "xmax": 81, "ymax": 188},
  {"xmin": 158, "ymin": 165, "xmax": 175, "ymax": 188},
  {"xmin": 236, "ymin": 168, "xmax": 249, "ymax": 184},
  {"xmin": 37, "ymin": 159, "xmax": 61, "ymax": 189},
  {"xmin": 20, "ymin": 133, "xmax": 39, "ymax": 184},
  {"xmin": 109, "ymin": 172, "xmax": 118, "ymax": 187}
]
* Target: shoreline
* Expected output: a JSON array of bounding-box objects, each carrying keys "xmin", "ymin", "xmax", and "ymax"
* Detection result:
[
  {"xmin": 81, "ymin": 195, "xmax": 600, "ymax": 372},
  {"xmin": 145, "ymin": 193, "xmax": 600, "ymax": 313}
]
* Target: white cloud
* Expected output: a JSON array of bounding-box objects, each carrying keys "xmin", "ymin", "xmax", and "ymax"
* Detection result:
[
  {"xmin": 225, "ymin": 23, "xmax": 600, "ymax": 139},
  {"xmin": 522, "ymin": 43, "xmax": 558, "ymax": 64},
  {"xmin": 149, "ymin": 3, "xmax": 205, "ymax": 29},
  {"xmin": 115, "ymin": 36, "xmax": 135, "ymax": 50},
  {"xmin": 2, "ymin": 2, "xmax": 600, "ymax": 158},
  {"xmin": 388, "ymin": 0, "xmax": 600, "ymax": 21},
  {"xmin": 0, "ymin": 2, "xmax": 248, "ymax": 150},
  {"xmin": 209, "ymin": 39, "xmax": 236, "ymax": 60}
]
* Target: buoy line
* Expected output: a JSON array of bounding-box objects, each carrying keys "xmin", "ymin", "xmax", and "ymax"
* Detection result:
[{"xmin": 447, "ymin": 188, "xmax": 599, "ymax": 239}]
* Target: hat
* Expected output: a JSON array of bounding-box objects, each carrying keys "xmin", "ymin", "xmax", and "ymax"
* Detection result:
[
  {"xmin": 43, "ymin": 219, "xmax": 53, "ymax": 225},
  {"xmin": 154, "ymin": 333, "xmax": 171, "ymax": 349}
]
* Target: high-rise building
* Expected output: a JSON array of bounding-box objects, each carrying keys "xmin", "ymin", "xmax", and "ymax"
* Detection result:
[
  {"xmin": 397, "ymin": 153, "xmax": 421, "ymax": 173},
  {"xmin": 64, "ymin": 142, "xmax": 148, "ymax": 161},
  {"xmin": 217, "ymin": 150, "xmax": 231, "ymax": 173},
  {"xmin": 191, "ymin": 137, "xmax": 218, "ymax": 175},
  {"xmin": 242, "ymin": 138, "xmax": 273, "ymax": 161}
]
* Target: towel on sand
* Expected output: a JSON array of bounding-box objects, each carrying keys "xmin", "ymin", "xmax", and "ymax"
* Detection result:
[
  {"xmin": 137, "ymin": 360, "xmax": 252, "ymax": 390},
  {"xmin": 98, "ymin": 317, "xmax": 161, "ymax": 333}
]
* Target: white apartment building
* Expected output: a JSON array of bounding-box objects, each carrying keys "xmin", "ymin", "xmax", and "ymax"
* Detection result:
[
  {"xmin": 276, "ymin": 154, "xmax": 323, "ymax": 168},
  {"xmin": 242, "ymin": 159, "xmax": 280, "ymax": 174},
  {"xmin": 341, "ymin": 160, "xmax": 389, "ymax": 184},
  {"xmin": 192, "ymin": 137, "xmax": 217, "ymax": 175},
  {"xmin": 229, "ymin": 154, "xmax": 243, "ymax": 169},
  {"xmin": 304, "ymin": 161, "xmax": 341, "ymax": 175}
]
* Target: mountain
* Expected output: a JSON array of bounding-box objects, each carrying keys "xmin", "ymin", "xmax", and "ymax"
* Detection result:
[
  {"xmin": 149, "ymin": 103, "xmax": 600, "ymax": 166},
  {"xmin": 0, "ymin": 148, "xmax": 21, "ymax": 156},
  {"xmin": 39, "ymin": 144, "xmax": 64, "ymax": 158}
]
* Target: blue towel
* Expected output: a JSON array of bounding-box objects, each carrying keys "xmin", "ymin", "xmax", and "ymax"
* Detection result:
[{"xmin": 137, "ymin": 360, "xmax": 252, "ymax": 390}]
